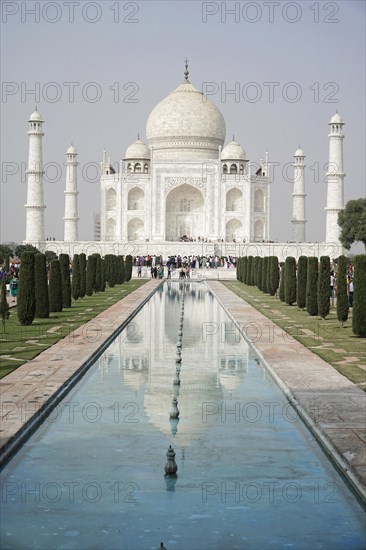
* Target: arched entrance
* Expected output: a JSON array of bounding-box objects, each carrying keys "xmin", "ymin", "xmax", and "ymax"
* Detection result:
[
  {"xmin": 165, "ymin": 184, "xmax": 205, "ymax": 241},
  {"xmin": 225, "ymin": 219, "xmax": 242, "ymax": 241},
  {"xmin": 128, "ymin": 218, "xmax": 144, "ymax": 241}
]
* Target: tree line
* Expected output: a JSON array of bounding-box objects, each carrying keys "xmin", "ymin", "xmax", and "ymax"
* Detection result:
[
  {"xmin": 236, "ymin": 254, "xmax": 366, "ymax": 338},
  {"xmin": 0, "ymin": 252, "xmax": 133, "ymax": 328}
]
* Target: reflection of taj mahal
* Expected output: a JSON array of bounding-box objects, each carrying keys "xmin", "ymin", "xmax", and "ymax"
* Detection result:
[{"xmin": 100, "ymin": 63, "xmax": 270, "ymax": 243}]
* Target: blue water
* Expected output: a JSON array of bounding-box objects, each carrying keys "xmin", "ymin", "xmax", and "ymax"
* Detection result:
[{"xmin": 1, "ymin": 282, "xmax": 365, "ymax": 549}]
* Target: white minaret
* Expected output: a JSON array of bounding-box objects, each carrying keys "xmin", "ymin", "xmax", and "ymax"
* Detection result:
[
  {"xmin": 325, "ymin": 112, "xmax": 345, "ymax": 244},
  {"xmin": 63, "ymin": 144, "xmax": 79, "ymax": 241},
  {"xmin": 25, "ymin": 109, "xmax": 45, "ymax": 243},
  {"xmin": 292, "ymin": 147, "xmax": 306, "ymax": 242}
]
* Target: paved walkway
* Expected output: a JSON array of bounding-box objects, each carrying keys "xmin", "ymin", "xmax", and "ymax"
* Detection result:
[
  {"xmin": 0, "ymin": 279, "xmax": 161, "ymax": 465},
  {"xmin": 208, "ymin": 281, "xmax": 366, "ymax": 503}
]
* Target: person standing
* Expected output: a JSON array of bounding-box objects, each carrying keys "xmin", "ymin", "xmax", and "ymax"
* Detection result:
[
  {"xmin": 348, "ymin": 277, "xmax": 354, "ymax": 307},
  {"xmin": 10, "ymin": 273, "xmax": 18, "ymax": 303},
  {"xmin": 137, "ymin": 265, "xmax": 142, "ymax": 278}
]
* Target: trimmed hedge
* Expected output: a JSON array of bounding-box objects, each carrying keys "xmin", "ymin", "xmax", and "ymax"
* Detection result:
[
  {"xmin": 297, "ymin": 256, "xmax": 307, "ymax": 310},
  {"xmin": 79, "ymin": 253, "xmax": 86, "ymax": 298},
  {"xmin": 317, "ymin": 256, "xmax": 330, "ymax": 319},
  {"xmin": 306, "ymin": 257, "xmax": 318, "ymax": 316},
  {"xmin": 35, "ymin": 253, "xmax": 49, "ymax": 318},
  {"xmin": 336, "ymin": 255, "xmax": 348, "ymax": 325},
  {"xmin": 59, "ymin": 254, "xmax": 71, "ymax": 308},
  {"xmin": 352, "ymin": 254, "xmax": 366, "ymax": 337},
  {"xmin": 48, "ymin": 259, "xmax": 63, "ymax": 313},
  {"xmin": 17, "ymin": 252, "xmax": 36, "ymax": 325},
  {"xmin": 268, "ymin": 256, "xmax": 279, "ymax": 296},
  {"xmin": 124, "ymin": 255, "xmax": 133, "ymax": 282},
  {"xmin": 284, "ymin": 256, "xmax": 296, "ymax": 305}
]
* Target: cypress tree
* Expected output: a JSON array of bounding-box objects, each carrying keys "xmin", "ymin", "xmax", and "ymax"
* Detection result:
[
  {"xmin": 100, "ymin": 258, "xmax": 106, "ymax": 292},
  {"xmin": 237, "ymin": 257, "xmax": 242, "ymax": 282},
  {"xmin": 104, "ymin": 255, "xmax": 111, "ymax": 284},
  {"xmin": 34, "ymin": 253, "xmax": 49, "ymax": 318},
  {"xmin": 124, "ymin": 255, "xmax": 133, "ymax": 282},
  {"xmin": 242, "ymin": 257, "xmax": 248, "ymax": 284},
  {"xmin": 285, "ymin": 256, "xmax": 296, "ymax": 305},
  {"xmin": 247, "ymin": 256, "xmax": 253, "ymax": 286},
  {"xmin": 72, "ymin": 254, "xmax": 81, "ymax": 301},
  {"xmin": 95, "ymin": 254, "xmax": 102, "ymax": 292},
  {"xmin": 108, "ymin": 255, "xmax": 118, "ymax": 287},
  {"xmin": 279, "ymin": 263, "xmax": 285, "ymax": 302},
  {"xmin": 268, "ymin": 256, "xmax": 279, "ymax": 296},
  {"xmin": 352, "ymin": 254, "xmax": 366, "ymax": 337},
  {"xmin": 306, "ymin": 257, "xmax": 318, "ymax": 316},
  {"xmin": 48, "ymin": 259, "xmax": 63, "ymax": 313},
  {"xmin": 317, "ymin": 256, "xmax": 330, "ymax": 319},
  {"xmin": 79, "ymin": 253, "xmax": 86, "ymax": 298},
  {"xmin": 297, "ymin": 256, "xmax": 307, "ymax": 309},
  {"xmin": 336, "ymin": 255, "xmax": 348, "ymax": 326},
  {"xmin": 262, "ymin": 257, "xmax": 269, "ymax": 293},
  {"xmin": 117, "ymin": 255, "xmax": 125, "ymax": 284},
  {"xmin": 17, "ymin": 251, "xmax": 36, "ymax": 325},
  {"xmin": 59, "ymin": 253, "xmax": 71, "ymax": 308},
  {"xmin": 0, "ymin": 278, "xmax": 10, "ymax": 331},
  {"xmin": 257, "ymin": 257, "xmax": 263, "ymax": 290},
  {"xmin": 86, "ymin": 254, "xmax": 97, "ymax": 295}
]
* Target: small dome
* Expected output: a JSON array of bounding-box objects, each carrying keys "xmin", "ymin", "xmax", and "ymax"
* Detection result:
[
  {"xmin": 124, "ymin": 139, "xmax": 150, "ymax": 160},
  {"xmin": 29, "ymin": 110, "xmax": 43, "ymax": 122},
  {"xmin": 294, "ymin": 147, "xmax": 304, "ymax": 157},
  {"xmin": 330, "ymin": 112, "xmax": 343, "ymax": 124},
  {"xmin": 67, "ymin": 145, "xmax": 77, "ymax": 154},
  {"xmin": 221, "ymin": 139, "xmax": 246, "ymax": 160}
]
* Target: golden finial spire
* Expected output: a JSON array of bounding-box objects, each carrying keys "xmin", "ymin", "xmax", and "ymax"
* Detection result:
[{"xmin": 184, "ymin": 58, "xmax": 189, "ymax": 81}]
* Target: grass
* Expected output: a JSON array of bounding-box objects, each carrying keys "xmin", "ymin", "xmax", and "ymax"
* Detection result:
[
  {"xmin": 0, "ymin": 279, "xmax": 148, "ymax": 379},
  {"xmin": 223, "ymin": 281, "xmax": 366, "ymax": 389}
]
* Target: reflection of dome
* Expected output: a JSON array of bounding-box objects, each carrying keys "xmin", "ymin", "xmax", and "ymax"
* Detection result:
[
  {"xmin": 330, "ymin": 112, "xmax": 343, "ymax": 124},
  {"xmin": 221, "ymin": 139, "xmax": 246, "ymax": 160},
  {"xmin": 29, "ymin": 110, "xmax": 43, "ymax": 122},
  {"xmin": 124, "ymin": 138, "xmax": 150, "ymax": 160},
  {"xmin": 146, "ymin": 80, "xmax": 226, "ymax": 160}
]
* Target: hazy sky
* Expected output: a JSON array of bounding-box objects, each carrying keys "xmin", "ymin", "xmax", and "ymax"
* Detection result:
[{"xmin": 1, "ymin": 0, "xmax": 365, "ymax": 245}]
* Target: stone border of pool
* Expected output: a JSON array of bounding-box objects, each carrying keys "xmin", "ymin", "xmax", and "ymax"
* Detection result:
[
  {"xmin": 0, "ymin": 279, "xmax": 163, "ymax": 468},
  {"xmin": 207, "ymin": 281, "xmax": 366, "ymax": 506}
]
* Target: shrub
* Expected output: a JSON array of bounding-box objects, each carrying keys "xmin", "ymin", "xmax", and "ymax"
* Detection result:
[
  {"xmin": 86, "ymin": 254, "xmax": 97, "ymax": 295},
  {"xmin": 336, "ymin": 255, "xmax": 348, "ymax": 325},
  {"xmin": 95, "ymin": 254, "xmax": 102, "ymax": 292},
  {"xmin": 268, "ymin": 256, "xmax": 279, "ymax": 296},
  {"xmin": 284, "ymin": 256, "xmax": 296, "ymax": 305},
  {"xmin": 72, "ymin": 254, "xmax": 81, "ymax": 301},
  {"xmin": 117, "ymin": 255, "xmax": 125, "ymax": 285},
  {"xmin": 279, "ymin": 263, "xmax": 285, "ymax": 302},
  {"xmin": 79, "ymin": 253, "xmax": 86, "ymax": 298},
  {"xmin": 306, "ymin": 257, "xmax": 318, "ymax": 316},
  {"xmin": 124, "ymin": 255, "xmax": 133, "ymax": 282},
  {"xmin": 34, "ymin": 253, "xmax": 49, "ymax": 318},
  {"xmin": 247, "ymin": 256, "xmax": 254, "ymax": 286},
  {"xmin": 17, "ymin": 251, "xmax": 36, "ymax": 325},
  {"xmin": 352, "ymin": 254, "xmax": 366, "ymax": 337},
  {"xmin": 242, "ymin": 257, "xmax": 248, "ymax": 284},
  {"xmin": 59, "ymin": 254, "xmax": 71, "ymax": 308},
  {"xmin": 262, "ymin": 257, "xmax": 269, "ymax": 293},
  {"xmin": 297, "ymin": 256, "xmax": 307, "ymax": 309},
  {"xmin": 317, "ymin": 256, "xmax": 330, "ymax": 319},
  {"xmin": 0, "ymin": 278, "xmax": 10, "ymax": 331},
  {"xmin": 100, "ymin": 258, "xmax": 106, "ymax": 292},
  {"xmin": 48, "ymin": 259, "xmax": 63, "ymax": 313},
  {"xmin": 257, "ymin": 258, "xmax": 263, "ymax": 290}
]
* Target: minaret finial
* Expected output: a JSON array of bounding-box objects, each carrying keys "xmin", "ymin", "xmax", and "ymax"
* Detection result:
[
  {"xmin": 184, "ymin": 58, "xmax": 189, "ymax": 81},
  {"xmin": 232, "ymin": 134, "xmax": 235, "ymax": 141},
  {"xmin": 137, "ymin": 131, "xmax": 140, "ymax": 140}
]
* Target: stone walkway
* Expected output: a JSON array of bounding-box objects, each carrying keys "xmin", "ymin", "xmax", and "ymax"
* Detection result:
[
  {"xmin": 0, "ymin": 280, "xmax": 161, "ymax": 465},
  {"xmin": 208, "ymin": 281, "xmax": 366, "ymax": 504}
]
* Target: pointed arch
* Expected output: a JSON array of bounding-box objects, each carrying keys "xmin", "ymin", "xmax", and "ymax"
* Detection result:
[
  {"xmin": 254, "ymin": 188, "xmax": 264, "ymax": 212},
  {"xmin": 128, "ymin": 187, "xmax": 145, "ymax": 210},
  {"xmin": 106, "ymin": 188, "xmax": 117, "ymax": 209},
  {"xmin": 226, "ymin": 188, "xmax": 243, "ymax": 212},
  {"xmin": 128, "ymin": 217, "xmax": 144, "ymax": 241}
]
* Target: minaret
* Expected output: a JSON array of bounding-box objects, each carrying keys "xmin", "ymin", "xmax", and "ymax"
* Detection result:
[
  {"xmin": 325, "ymin": 112, "xmax": 345, "ymax": 244},
  {"xmin": 63, "ymin": 144, "xmax": 79, "ymax": 241},
  {"xmin": 291, "ymin": 147, "xmax": 306, "ymax": 242},
  {"xmin": 25, "ymin": 108, "xmax": 45, "ymax": 243}
]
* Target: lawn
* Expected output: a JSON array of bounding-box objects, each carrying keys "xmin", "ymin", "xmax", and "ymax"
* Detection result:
[
  {"xmin": 223, "ymin": 281, "xmax": 366, "ymax": 389},
  {"xmin": 0, "ymin": 279, "xmax": 148, "ymax": 379}
]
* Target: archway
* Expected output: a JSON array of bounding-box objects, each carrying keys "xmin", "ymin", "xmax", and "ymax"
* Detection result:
[
  {"xmin": 128, "ymin": 187, "xmax": 144, "ymax": 210},
  {"xmin": 106, "ymin": 188, "xmax": 117, "ymax": 209},
  {"xmin": 254, "ymin": 219, "xmax": 264, "ymax": 241},
  {"xmin": 165, "ymin": 184, "xmax": 205, "ymax": 241},
  {"xmin": 106, "ymin": 218, "xmax": 116, "ymax": 241},
  {"xmin": 226, "ymin": 188, "xmax": 243, "ymax": 212},
  {"xmin": 254, "ymin": 189, "xmax": 264, "ymax": 212},
  {"xmin": 225, "ymin": 219, "xmax": 242, "ymax": 241},
  {"xmin": 128, "ymin": 218, "xmax": 144, "ymax": 241}
]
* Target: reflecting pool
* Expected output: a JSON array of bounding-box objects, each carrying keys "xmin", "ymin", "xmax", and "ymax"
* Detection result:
[{"xmin": 1, "ymin": 282, "xmax": 365, "ymax": 549}]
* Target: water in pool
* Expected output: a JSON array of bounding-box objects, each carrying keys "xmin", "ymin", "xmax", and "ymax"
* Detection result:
[{"xmin": 1, "ymin": 282, "xmax": 365, "ymax": 549}]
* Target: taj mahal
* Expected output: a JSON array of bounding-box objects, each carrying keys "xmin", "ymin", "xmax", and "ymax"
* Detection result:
[{"xmin": 24, "ymin": 62, "xmax": 345, "ymax": 261}]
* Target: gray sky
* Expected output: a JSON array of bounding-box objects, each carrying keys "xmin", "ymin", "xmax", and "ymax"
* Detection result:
[{"xmin": 1, "ymin": 0, "xmax": 365, "ymax": 245}]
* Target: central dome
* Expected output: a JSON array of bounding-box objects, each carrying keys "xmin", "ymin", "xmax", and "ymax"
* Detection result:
[{"xmin": 146, "ymin": 81, "xmax": 226, "ymax": 160}]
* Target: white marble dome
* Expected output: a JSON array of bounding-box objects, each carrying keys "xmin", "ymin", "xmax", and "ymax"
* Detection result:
[
  {"xmin": 330, "ymin": 112, "xmax": 343, "ymax": 124},
  {"xmin": 124, "ymin": 138, "xmax": 150, "ymax": 160},
  {"xmin": 146, "ymin": 80, "xmax": 226, "ymax": 160},
  {"xmin": 29, "ymin": 109, "xmax": 43, "ymax": 122},
  {"xmin": 67, "ymin": 145, "xmax": 77, "ymax": 154},
  {"xmin": 294, "ymin": 147, "xmax": 304, "ymax": 157},
  {"xmin": 221, "ymin": 139, "xmax": 246, "ymax": 160}
]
